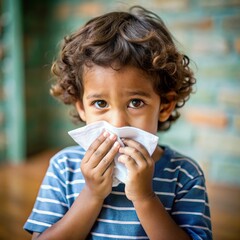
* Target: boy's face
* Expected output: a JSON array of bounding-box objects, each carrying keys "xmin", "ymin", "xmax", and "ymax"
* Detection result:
[{"xmin": 76, "ymin": 65, "xmax": 174, "ymax": 135}]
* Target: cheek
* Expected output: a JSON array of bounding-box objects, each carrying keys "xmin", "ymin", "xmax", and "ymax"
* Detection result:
[{"xmin": 134, "ymin": 116, "xmax": 159, "ymax": 135}]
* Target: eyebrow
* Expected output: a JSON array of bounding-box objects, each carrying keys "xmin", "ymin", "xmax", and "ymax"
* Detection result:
[
  {"xmin": 125, "ymin": 90, "xmax": 152, "ymax": 98},
  {"xmin": 86, "ymin": 94, "xmax": 105, "ymax": 100},
  {"xmin": 86, "ymin": 91, "xmax": 151, "ymax": 100}
]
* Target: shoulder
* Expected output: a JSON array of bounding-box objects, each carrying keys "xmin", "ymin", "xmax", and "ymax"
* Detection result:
[
  {"xmin": 52, "ymin": 145, "xmax": 86, "ymax": 159},
  {"xmin": 155, "ymin": 146, "xmax": 206, "ymax": 190},
  {"xmin": 50, "ymin": 146, "xmax": 85, "ymax": 163},
  {"xmin": 160, "ymin": 146, "xmax": 204, "ymax": 178},
  {"xmin": 48, "ymin": 146, "xmax": 86, "ymax": 173}
]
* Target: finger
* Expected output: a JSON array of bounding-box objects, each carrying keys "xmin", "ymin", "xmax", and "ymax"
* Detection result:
[
  {"xmin": 121, "ymin": 138, "xmax": 151, "ymax": 164},
  {"xmin": 98, "ymin": 141, "xmax": 120, "ymax": 176},
  {"xmin": 119, "ymin": 146, "xmax": 148, "ymax": 169},
  {"xmin": 82, "ymin": 131, "xmax": 109, "ymax": 164},
  {"xmin": 87, "ymin": 133, "xmax": 118, "ymax": 168},
  {"xmin": 118, "ymin": 154, "xmax": 138, "ymax": 171}
]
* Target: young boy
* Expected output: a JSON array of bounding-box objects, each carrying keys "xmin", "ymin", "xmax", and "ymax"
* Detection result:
[{"xmin": 24, "ymin": 6, "xmax": 212, "ymax": 240}]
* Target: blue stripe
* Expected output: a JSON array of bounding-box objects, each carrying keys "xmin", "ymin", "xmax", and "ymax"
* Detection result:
[{"xmin": 24, "ymin": 145, "xmax": 212, "ymax": 239}]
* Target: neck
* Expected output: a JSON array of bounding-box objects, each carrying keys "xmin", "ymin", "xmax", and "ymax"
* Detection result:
[{"xmin": 152, "ymin": 145, "xmax": 164, "ymax": 163}]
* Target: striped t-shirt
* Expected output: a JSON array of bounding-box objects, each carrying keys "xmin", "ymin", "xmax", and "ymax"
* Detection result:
[{"xmin": 24, "ymin": 145, "xmax": 212, "ymax": 239}]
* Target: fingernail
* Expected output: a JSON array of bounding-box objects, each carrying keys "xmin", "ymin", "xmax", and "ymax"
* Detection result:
[
  {"xmin": 103, "ymin": 131, "xmax": 109, "ymax": 138},
  {"xmin": 109, "ymin": 133, "xmax": 116, "ymax": 140},
  {"xmin": 119, "ymin": 147, "xmax": 124, "ymax": 153},
  {"xmin": 113, "ymin": 142, "xmax": 120, "ymax": 148}
]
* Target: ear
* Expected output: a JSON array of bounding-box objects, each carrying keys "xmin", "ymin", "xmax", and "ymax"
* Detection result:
[
  {"xmin": 159, "ymin": 93, "xmax": 177, "ymax": 122},
  {"xmin": 75, "ymin": 101, "xmax": 86, "ymax": 122}
]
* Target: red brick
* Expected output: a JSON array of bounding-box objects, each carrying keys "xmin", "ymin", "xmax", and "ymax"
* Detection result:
[
  {"xmin": 223, "ymin": 15, "xmax": 240, "ymax": 30},
  {"xmin": 172, "ymin": 18, "xmax": 214, "ymax": 31},
  {"xmin": 234, "ymin": 115, "xmax": 240, "ymax": 131},
  {"xmin": 151, "ymin": 0, "xmax": 189, "ymax": 11},
  {"xmin": 74, "ymin": 3, "xmax": 104, "ymax": 17},
  {"xmin": 0, "ymin": 133, "xmax": 6, "ymax": 150},
  {"xmin": 0, "ymin": 44, "xmax": 4, "ymax": 60},
  {"xmin": 0, "ymin": 87, "xmax": 4, "ymax": 100},
  {"xmin": 183, "ymin": 107, "xmax": 228, "ymax": 128},
  {"xmin": 54, "ymin": 3, "xmax": 72, "ymax": 20},
  {"xmin": 235, "ymin": 38, "xmax": 240, "ymax": 54},
  {"xmin": 0, "ymin": 112, "xmax": 4, "ymax": 125}
]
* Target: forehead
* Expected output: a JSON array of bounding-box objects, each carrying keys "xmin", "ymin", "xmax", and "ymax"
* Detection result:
[{"xmin": 82, "ymin": 64, "xmax": 154, "ymax": 87}]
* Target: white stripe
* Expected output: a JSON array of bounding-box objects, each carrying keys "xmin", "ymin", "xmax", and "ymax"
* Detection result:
[
  {"xmin": 41, "ymin": 185, "xmax": 61, "ymax": 192},
  {"xmin": 66, "ymin": 179, "xmax": 85, "ymax": 184},
  {"xmin": 179, "ymin": 168, "xmax": 194, "ymax": 179},
  {"xmin": 58, "ymin": 157, "xmax": 81, "ymax": 163},
  {"xmin": 60, "ymin": 167, "xmax": 81, "ymax": 174},
  {"xmin": 153, "ymin": 177, "xmax": 183, "ymax": 188},
  {"xmin": 177, "ymin": 185, "xmax": 206, "ymax": 195},
  {"xmin": 91, "ymin": 232, "xmax": 148, "ymax": 239},
  {"xmin": 27, "ymin": 219, "xmax": 52, "ymax": 227},
  {"xmin": 97, "ymin": 218, "xmax": 140, "ymax": 225},
  {"xmin": 175, "ymin": 198, "xmax": 209, "ymax": 206},
  {"xmin": 103, "ymin": 204, "xmax": 171, "ymax": 212},
  {"xmin": 175, "ymin": 198, "xmax": 206, "ymax": 203},
  {"xmin": 103, "ymin": 205, "xmax": 135, "ymax": 210},
  {"xmin": 53, "ymin": 163, "xmax": 60, "ymax": 170},
  {"xmin": 170, "ymin": 158, "xmax": 202, "ymax": 176},
  {"xmin": 153, "ymin": 177, "xmax": 178, "ymax": 182},
  {"xmin": 180, "ymin": 224, "xmax": 212, "ymax": 233},
  {"xmin": 46, "ymin": 172, "xmax": 66, "ymax": 188},
  {"xmin": 55, "ymin": 149, "xmax": 85, "ymax": 157},
  {"xmin": 164, "ymin": 166, "xmax": 194, "ymax": 179},
  {"xmin": 193, "ymin": 185, "xmax": 206, "ymax": 191},
  {"xmin": 164, "ymin": 166, "xmax": 180, "ymax": 172},
  {"xmin": 177, "ymin": 190, "xmax": 189, "ymax": 195},
  {"xmin": 33, "ymin": 208, "xmax": 63, "ymax": 217},
  {"xmin": 57, "ymin": 156, "xmax": 67, "ymax": 163},
  {"xmin": 171, "ymin": 211, "xmax": 211, "ymax": 221},
  {"xmin": 37, "ymin": 197, "xmax": 68, "ymax": 207},
  {"xmin": 46, "ymin": 172, "xmax": 58, "ymax": 179},
  {"xmin": 111, "ymin": 191, "xmax": 125, "ymax": 195},
  {"xmin": 155, "ymin": 191, "xmax": 175, "ymax": 197},
  {"xmin": 66, "ymin": 193, "xmax": 79, "ymax": 199},
  {"xmin": 177, "ymin": 182, "xmax": 183, "ymax": 188},
  {"xmin": 64, "ymin": 149, "xmax": 85, "ymax": 154}
]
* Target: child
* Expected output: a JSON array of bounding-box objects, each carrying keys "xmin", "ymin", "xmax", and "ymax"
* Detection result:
[{"xmin": 24, "ymin": 6, "xmax": 212, "ymax": 240}]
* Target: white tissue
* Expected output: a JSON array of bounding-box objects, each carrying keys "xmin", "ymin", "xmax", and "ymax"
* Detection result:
[{"xmin": 68, "ymin": 121, "xmax": 159, "ymax": 187}]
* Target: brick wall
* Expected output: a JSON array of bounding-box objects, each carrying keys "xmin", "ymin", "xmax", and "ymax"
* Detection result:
[
  {"xmin": 22, "ymin": 0, "xmax": 240, "ymax": 185},
  {"xmin": 156, "ymin": 0, "xmax": 240, "ymax": 186}
]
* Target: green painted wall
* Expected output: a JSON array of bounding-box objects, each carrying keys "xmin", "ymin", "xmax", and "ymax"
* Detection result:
[{"xmin": 0, "ymin": 0, "xmax": 25, "ymax": 163}]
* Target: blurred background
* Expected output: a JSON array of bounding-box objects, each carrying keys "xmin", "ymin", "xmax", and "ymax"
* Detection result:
[{"xmin": 0, "ymin": 0, "xmax": 239, "ymax": 239}]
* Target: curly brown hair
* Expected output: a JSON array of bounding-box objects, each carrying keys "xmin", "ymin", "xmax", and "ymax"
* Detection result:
[{"xmin": 51, "ymin": 6, "xmax": 196, "ymax": 131}]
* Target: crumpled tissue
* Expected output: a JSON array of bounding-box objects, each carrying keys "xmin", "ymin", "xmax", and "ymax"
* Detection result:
[{"xmin": 68, "ymin": 121, "xmax": 159, "ymax": 187}]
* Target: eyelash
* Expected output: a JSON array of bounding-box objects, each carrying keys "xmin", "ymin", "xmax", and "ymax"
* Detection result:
[
  {"xmin": 91, "ymin": 100, "xmax": 108, "ymax": 109},
  {"xmin": 91, "ymin": 99, "xmax": 145, "ymax": 109},
  {"xmin": 128, "ymin": 99, "xmax": 145, "ymax": 109}
]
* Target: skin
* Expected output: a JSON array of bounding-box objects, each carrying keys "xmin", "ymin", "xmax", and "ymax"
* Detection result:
[{"xmin": 32, "ymin": 65, "xmax": 190, "ymax": 240}]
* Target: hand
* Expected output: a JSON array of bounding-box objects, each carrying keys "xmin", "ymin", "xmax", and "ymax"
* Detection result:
[
  {"xmin": 81, "ymin": 131, "xmax": 120, "ymax": 200},
  {"xmin": 118, "ymin": 139, "xmax": 155, "ymax": 202}
]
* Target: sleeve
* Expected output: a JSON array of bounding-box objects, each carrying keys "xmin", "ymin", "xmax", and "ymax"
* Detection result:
[
  {"xmin": 23, "ymin": 156, "xmax": 69, "ymax": 234},
  {"xmin": 171, "ymin": 176, "xmax": 212, "ymax": 240}
]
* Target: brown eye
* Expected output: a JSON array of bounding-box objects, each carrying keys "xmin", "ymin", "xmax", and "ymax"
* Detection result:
[
  {"xmin": 129, "ymin": 99, "xmax": 144, "ymax": 108},
  {"xmin": 93, "ymin": 100, "xmax": 108, "ymax": 109}
]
